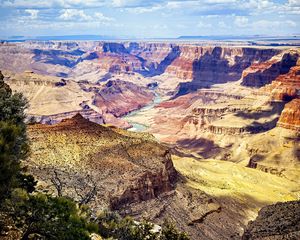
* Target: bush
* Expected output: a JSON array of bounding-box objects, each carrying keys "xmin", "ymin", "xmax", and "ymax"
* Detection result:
[
  {"xmin": 97, "ymin": 210, "xmax": 189, "ymax": 240},
  {"xmin": 8, "ymin": 190, "xmax": 98, "ymax": 240},
  {"xmin": 0, "ymin": 71, "xmax": 29, "ymax": 201}
]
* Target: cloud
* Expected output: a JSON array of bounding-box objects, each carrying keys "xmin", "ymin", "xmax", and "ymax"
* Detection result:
[
  {"xmin": 253, "ymin": 19, "xmax": 297, "ymax": 29},
  {"xmin": 59, "ymin": 9, "xmax": 91, "ymax": 21},
  {"xmin": 1, "ymin": 0, "xmax": 106, "ymax": 8},
  {"xmin": 288, "ymin": 0, "xmax": 300, "ymax": 6},
  {"xmin": 111, "ymin": 0, "xmax": 163, "ymax": 8},
  {"xmin": 125, "ymin": 4, "xmax": 162, "ymax": 13},
  {"xmin": 197, "ymin": 21, "xmax": 212, "ymax": 28},
  {"xmin": 234, "ymin": 16, "xmax": 249, "ymax": 27},
  {"xmin": 24, "ymin": 9, "xmax": 39, "ymax": 19},
  {"xmin": 59, "ymin": 9, "xmax": 114, "ymax": 23},
  {"xmin": 0, "ymin": 0, "xmax": 299, "ymax": 37}
]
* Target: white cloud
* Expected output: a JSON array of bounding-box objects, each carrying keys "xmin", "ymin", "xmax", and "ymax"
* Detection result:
[
  {"xmin": 94, "ymin": 12, "xmax": 115, "ymax": 22},
  {"xmin": 24, "ymin": 9, "xmax": 39, "ymax": 19},
  {"xmin": 59, "ymin": 9, "xmax": 91, "ymax": 21},
  {"xmin": 234, "ymin": 16, "xmax": 249, "ymax": 27},
  {"xmin": 126, "ymin": 4, "xmax": 162, "ymax": 14},
  {"xmin": 59, "ymin": 9, "xmax": 114, "ymax": 23},
  {"xmin": 197, "ymin": 21, "xmax": 212, "ymax": 28},
  {"xmin": 254, "ymin": 19, "xmax": 297, "ymax": 28},
  {"xmin": 1, "ymin": 0, "xmax": 106, "ymax": 8},
  {"xmin": 288, "ymin": 0, "xmax": 300, "ymax": 6}
]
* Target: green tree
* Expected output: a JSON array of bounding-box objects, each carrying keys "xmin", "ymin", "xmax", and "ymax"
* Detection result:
[
  {"xmin": 97, "ymin": 211, "xmax": 189, "ymax": 240},
  {"xmin": 9, "ymin": 190, "xmax": 98, "ymax": 240},
  {"xmin": 0, "ymin": 71, "xmax": 29, "ymax": 201},
  {"xmin": 161, "ymin": 219, "xmax": 189, "ymax": 240},
  {"xmin": 98, "ymin": 210, "xmax": 158, "ymax": 240}
]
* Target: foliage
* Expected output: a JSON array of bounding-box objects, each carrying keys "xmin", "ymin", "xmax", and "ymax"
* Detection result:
[
  {"xmin": 97, "ymin": 210, "xmax": 189, "ymax": 240},
  {"xmin": 16, "ymin": 172, "xmax": 37, "ymax": 193},
  {"xmin": 0, "ymin": 71, "xmax": 29, "ymax": 201},
  {"xmin": 161, "ymin": 219, "xmax": 189, "ymax": 240},
  {"xmin": 8, "ymin": 190, "xmax": 98, "ymax": 240}
]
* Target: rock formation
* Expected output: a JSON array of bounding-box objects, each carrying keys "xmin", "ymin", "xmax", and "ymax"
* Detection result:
[
  {"xmin": 242, "ymin": 200, "xmax": 300, "ymax": 240},
  {"xmin": 27, "ymin": 114, "xmax": 177, "ymax": 211},
  {"xmin": 3, "ymin": 71, "xmax": 154, "ymax": 128},
  {"xmin": 241, "ymin": 51, "xmax": 299, "ymax": 87},
  {"xmin": 171, "ymin": 47, "xmax": 281, "ymax": 97},
  {"xmin": 277, "ymin": 98, "xmax": 300, "ymax": 131},
  {"xmin": 93, "ymin": 79, "xmax": 154, "ymax": 117},
  {"xmin": 1, "ymin": 41, "xmax": 300, "ymax": 239}
]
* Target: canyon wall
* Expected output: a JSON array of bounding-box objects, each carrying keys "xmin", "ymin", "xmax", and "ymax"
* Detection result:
[
  {"xmin": 27, "ymin": 114, "xmax": 177, "ymax": 211},
  {"xmin": 277, "ymin": 99, "xmax": 300, "ymax": 131},
  {"xmin": 2, "ymin": 70, "xmax": 154, "ymax": 128}
]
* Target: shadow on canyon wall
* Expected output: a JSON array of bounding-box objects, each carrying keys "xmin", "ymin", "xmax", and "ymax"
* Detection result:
[
  {"xmin": 142, "ymin": 46, "xmax": 181, "ymax": 77},
  {"xmin": 174, "ymin": 47, "xmax": 281, "ymax": 98},
  {"xmin": 241, "ymin": 52, "xmax": 299, "ymax": 87},
  {"xmin": 235, "ymin": 101, "xmax": 286, "ymax": 134},
  {"xmin": 33, "ymin": 49, "xmax": 85, "ymax": 68},
  {"xmin": 176, "ymin": 137, "xmax": 223, "ymax": 158}
]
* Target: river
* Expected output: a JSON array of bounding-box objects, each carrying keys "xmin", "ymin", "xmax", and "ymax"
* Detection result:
[{"xmin": 122, "ymin": 91, "xmax": 162, "ymax": 132}]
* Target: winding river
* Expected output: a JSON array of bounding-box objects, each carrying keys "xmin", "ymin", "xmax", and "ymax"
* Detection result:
[{"xmin": 122, "ymin": 91, "xmax": 162, "ymax": 132}]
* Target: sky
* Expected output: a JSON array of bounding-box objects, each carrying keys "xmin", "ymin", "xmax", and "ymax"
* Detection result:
[{"xmin": 0, "ymin": 0, "xmax": 299, "ymax": 38}]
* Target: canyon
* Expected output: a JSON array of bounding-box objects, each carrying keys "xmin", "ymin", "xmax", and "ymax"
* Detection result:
[{"xmin": 0, "ymin": 41, "xmax": 299, "ymax": 239}]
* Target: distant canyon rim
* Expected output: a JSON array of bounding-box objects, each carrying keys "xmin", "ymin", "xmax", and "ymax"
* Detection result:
[{"xmin": 0, "ymin": 40, "xmax": 299, "ymax": 239}]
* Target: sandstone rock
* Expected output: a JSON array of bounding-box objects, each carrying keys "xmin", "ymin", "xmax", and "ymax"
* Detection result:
[
  {"xmin": 27, "ymin": 114, "xmax": 177, "ymax": 211},
  {"xmin": 241, "ymin": 51, "xmax": 299, "ymax": 88},
  {"xmin": 171, "ymin": 47, "xmax": 281, "ymax": 97},
  {"xmin": 93, "ymin": 79, "xmax": 155, "ymax": 118},
  {"xmin": 262, "ymin": 65, "xmax": 300, "ymax": 101},
  {"xmin": 277, "ymin": 98, "xmax": 300, "ymax": 131},
  {"xmin": 242, "ymin": 200, "xmax": 300, "ymax": 240}
]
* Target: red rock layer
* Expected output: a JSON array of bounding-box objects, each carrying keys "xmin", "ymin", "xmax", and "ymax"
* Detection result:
[
  {"xmin": 263, "ymin": 65, "xmax": 300, "ymax": 101},
  {"xmin": 166, "ymin": 46, "xmax": 281, "ymax": 81},
  {"xmin": 93, "ymin": 79, "xmax": 154, "ymax": 117},
  {"xmin": 241, "ymin": 51, "xmax": 299, "ymax": 88},
  {"xmin": 28, "ymin": 114, "xmax": 177, "ymax": 210},
  {"xmin": 277, "ymin": 99, "xmax": 300, "ymax": 131}
]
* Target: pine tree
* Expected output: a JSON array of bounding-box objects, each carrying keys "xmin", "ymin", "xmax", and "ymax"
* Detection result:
[{"xmin": 0, "ymin": 71, "xmax": 29, "ymax": 201}]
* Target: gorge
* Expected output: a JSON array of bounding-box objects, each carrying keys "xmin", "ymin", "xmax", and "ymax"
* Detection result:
[{"xmin": 0, "ymin": 40, "xmax": 299, "ymax": 240}]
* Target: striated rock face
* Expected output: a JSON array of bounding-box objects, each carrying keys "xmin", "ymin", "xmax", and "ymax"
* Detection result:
[
  {"xmin": 242, "ymin": 200, "xmax": 300, "ymax": 240},
  {"xmin": 241, "ymin": 51, "xmax": 299, "ymax": 88},
  {"xmin": 261, "ymin": 65, "xmax": 300, "ymax": 101},
  {"xmin": 93, "ymin": 79, "xmax": 154, "ymax": 117},
  {"xmin": 277, "ymin": 99, "xmax": 300, "ymax": 131},
  {"xmin": 29, "ymin": 108, "xmax": 105, "ymax": 125},
  {"xmin": 172, "ymin": 47, "xmax": 281, "ymax": 97},
  {"xmin": 3, "ymin": 71, "xmax": 154, "ymax": 128},
  {"xmin": 27, "ymin": 114, "xmax": 177, "ymax": 210}
]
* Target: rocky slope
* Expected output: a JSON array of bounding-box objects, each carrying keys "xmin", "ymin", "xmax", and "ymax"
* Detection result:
[
  {"xmin": 171, "ymin": 47, "xmax": 281, "ymax": 97},
  {"xmin": 242, "ymin": 200, "xmax": 300, "ymax": 240},
  {"xmin": 26, "ymin": 114, "xmax": 300, "ymax": 240},
  {"xmin": 241, "ymin": 51, "xmax": 299, "ymax": 88},
  {"xmin": 93, "ymin": 79, "xmax": 154, "ymax": 117},
  {"xmin": 2, "ymin": 70, "xmax": 154, "ymax": 128},
  {"xmin": 277, "ymin": 98, "xmax": 300, "ymax": 131},
  {"xmin": 124, "ymin": 48, "xmax": 300, "ymax": 182},
  {"xmin": 27, "ymin": 114, "xmax": 177, "ymax": 210},
  {"xmin": 1, "ymin": 41, "xmax": 300, "ymax": 239}
]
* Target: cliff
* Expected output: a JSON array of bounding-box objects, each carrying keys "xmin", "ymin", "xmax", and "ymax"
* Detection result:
[
  {"xmin": 172, "ymin": 47, "xmax": 281, "ymax": 97},
  {"xmin": 27, "ymin": 114, "xmax": 177, "ymax": 211},
  {"xmin": 241, "ymin": 51, "xmax": 299, "ymax": 88},
  {"xmin": 277, "ymin": 99, "xmax": 300, "ymax": 131},
  {"xmin": 242, "ymin": 200, "xmax": 300, "ymax": 240},
  {"xmin": 3, "ymin": 71, "xmax": 153, "ymax": 128},
  {"xmin": 93, "ymin": 79, "xmax": 154, "ymax": 117},
  {"xmin": 259, "ymin": 64, "xmax": 300, "ymax": 101}
]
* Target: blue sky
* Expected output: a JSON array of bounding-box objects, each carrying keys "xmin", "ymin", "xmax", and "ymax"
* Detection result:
[{"xmin": 0, "ymin": 0, "xmax": 299, "ymax": 38}]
